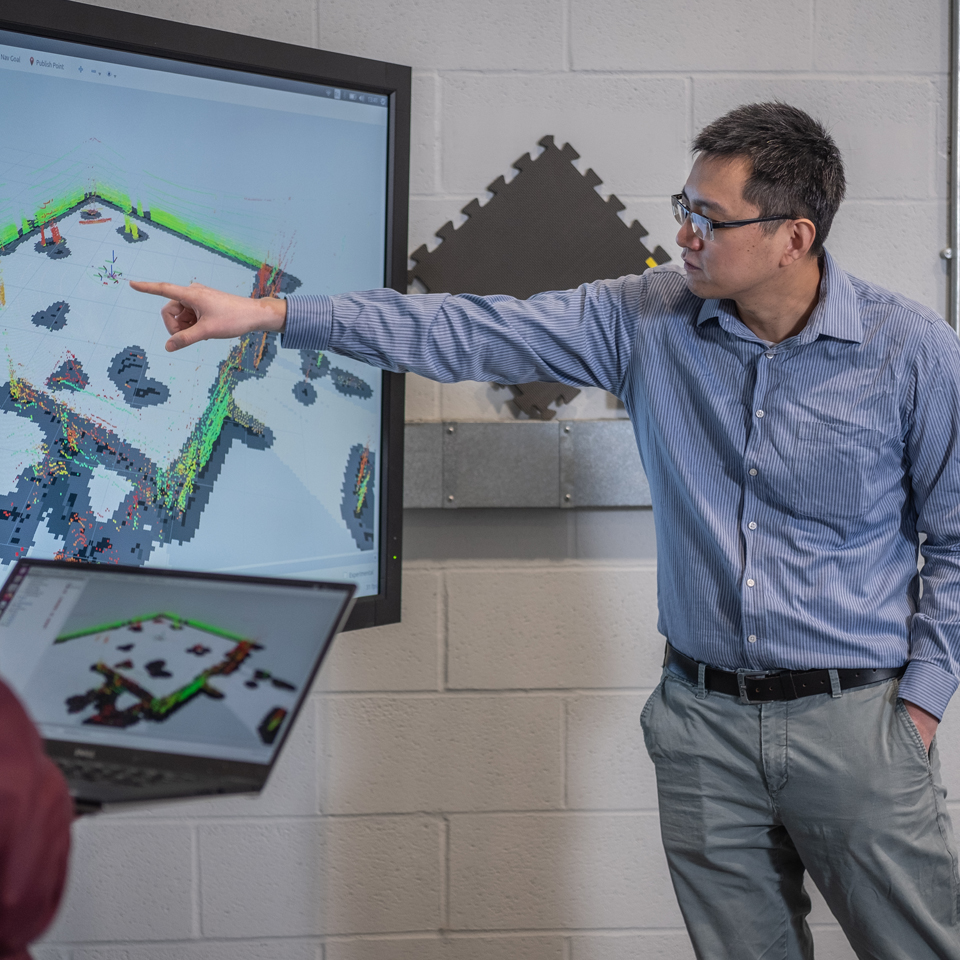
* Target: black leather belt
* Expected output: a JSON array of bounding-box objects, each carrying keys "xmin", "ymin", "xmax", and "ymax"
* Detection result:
[{"xmin": 664, "ymin": 643, "xmax": 905, "ymax": 704}]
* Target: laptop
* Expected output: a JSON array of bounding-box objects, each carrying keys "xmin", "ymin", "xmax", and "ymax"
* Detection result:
[{"xmin": 0, "ymin": 559, "xmax": 355, "ymax": 811}]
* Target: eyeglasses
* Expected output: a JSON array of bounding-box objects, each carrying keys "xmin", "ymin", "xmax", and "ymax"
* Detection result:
[{"xmin": 671, "ymin": 194, "xmax": 794, "ymax": 243}]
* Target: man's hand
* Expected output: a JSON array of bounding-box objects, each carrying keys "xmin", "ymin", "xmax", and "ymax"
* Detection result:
[
  {"xmin": 129, "ymin": 281, "xmax": 287, "ymax": 352},
  {"xmin": 903, "ymin": 700, "xmax": 939, "ymax": 753}
]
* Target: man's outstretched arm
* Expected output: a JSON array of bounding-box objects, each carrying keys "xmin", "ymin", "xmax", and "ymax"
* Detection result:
[
  {"xmin": 132, "ymin": 275, "xmax": 647, "ymax": 395},
  {"xmin": 129, "ymin": 281, "xmax": 287, "ymax": 351}
]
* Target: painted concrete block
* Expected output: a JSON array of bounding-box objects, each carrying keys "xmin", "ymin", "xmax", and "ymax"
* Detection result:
[
  {"xmin": 63, "ymin": 942, "xmax": 319, "ymax": 960},
  {"xmin": 82, "ymin": 0, "xmax": 316, "ymax": 44},
  {"xmin": 199, "ymin": 817, "xmax": 440, "ymax": 936},
  {"xmin": 318, "ymin": 695, "xmax": 563, "ymax": 813},
  {"xmin": 440, "ymin": 75, "xmax": 688, "ymax": 199},
  {"xmin": 571, "ymin": 0, "xmax": 812, "ymax": 72},
  {"xmin": 440, "ymin": 381, "xmax": 520, "ymax": 422},
  {"xmin": 565, "ymin": 694, "xmax": 659, "ymax": 811},
  {"xmin": 448, "ymin": 812, "xmax": 683, "ymax": 929},
  {"xmin": 569, "ymin": 508, "xmax": 657, "ymax": 562},
  {"xmin": 411, "ymin": 73, "xmax": 439, "ymax": 196},
  {"xmin": 315, "ymin": 0, "xmax": 564, "ymax": 70},
  {"xmin": 559, "ymin": 388, "xmax": 630, "ymax": 421},
  {"xmin": 936, "ymin": 75, "xmax": 949, "ymax": 201},
  {"xmin": 403, "ymin": 507, "xmax": 658, "ymax": 563},
  {"xmin": 42, "ymin": 821, "xmax": 194, "ymax": 942},
  {"xmin": 316, "ymin": 567, "xmax": 441, "ymax": 692},
  {"xmin": 327, "ymin": 936, "xmax": 565, "ymax": 960},
  {"xmin": 406, "ymin": 373, "xmax": 442, "ymax": 422},
  {"xmin": 403, "ymin": 507, "xmax": 571, "ymax": 561},
  {"xmin": 570, "ymin": 932, "xmax": 695, "ymax": 960},
  {"xmin": 814, "ymin": 0, "xmax": 948, "ymax": 73},
  {"xmin": 447, "ymin": 565, "xmax": 663, "ymax": 689},
  {"xmin": 693, "ymin": 79, "xmax": 936, "ymax": 201},
  {"xmin": 827, "ymin": 200, "xmax": 945, "ymax": 317}
]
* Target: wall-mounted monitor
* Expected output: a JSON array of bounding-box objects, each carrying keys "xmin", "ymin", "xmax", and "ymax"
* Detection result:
[{"xmin": 0, "ymin": 0, "xmax": 409, "ymax": 629}]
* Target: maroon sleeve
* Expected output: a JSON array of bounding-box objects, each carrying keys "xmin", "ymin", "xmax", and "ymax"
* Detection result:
[{"xmin": 0, "ymin": 678, "xmax": 72, "ymax": 959}]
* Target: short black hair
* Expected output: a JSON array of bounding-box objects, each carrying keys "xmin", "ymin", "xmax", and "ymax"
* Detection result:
[{"xmin": 692, "ymin": 102, "xmax": 845, "ymax": 257}]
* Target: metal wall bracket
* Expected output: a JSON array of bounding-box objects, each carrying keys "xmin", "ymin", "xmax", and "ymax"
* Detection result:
[
  {"xmin": 558, "ymin": 420, "xmax": 651, "ymax": 508},
  {"xmin": 403, "ymin": 420, "xmax": 651, "ymax": 509}
]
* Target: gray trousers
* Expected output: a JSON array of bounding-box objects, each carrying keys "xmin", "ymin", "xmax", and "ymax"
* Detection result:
[{"xmin": 640, "ymin": 671, "xmax": 960, "ymax": 959}]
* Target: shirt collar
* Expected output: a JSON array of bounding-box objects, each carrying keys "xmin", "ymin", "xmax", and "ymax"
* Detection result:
[{"xmin": 694, "ymin": 250, "xmax": 863, "ymax": 345}]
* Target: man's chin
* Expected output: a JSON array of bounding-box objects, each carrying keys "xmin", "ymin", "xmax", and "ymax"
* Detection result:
[{"xmin": 682, "ymin": 269, "xmax": 713, "ymax": 298}]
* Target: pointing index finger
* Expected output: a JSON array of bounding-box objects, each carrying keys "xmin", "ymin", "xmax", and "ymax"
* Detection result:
[{"xmin": 129, "ymin": 280, "xmax": 193, "ymax": 300}]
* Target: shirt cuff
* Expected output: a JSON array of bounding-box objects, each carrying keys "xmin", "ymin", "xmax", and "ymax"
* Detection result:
[
  {"xmin": 897, "ymin": 659, "xmax": 959, "ymax": 721},
  {"xmin": 281, "ymin": 294, "xmax": 333, "ymax": 351}
]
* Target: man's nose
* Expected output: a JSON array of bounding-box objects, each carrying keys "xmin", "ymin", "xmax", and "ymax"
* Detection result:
[{"xmin": 676, "ymin": 217, "xmax": 702, "ymax": 250}]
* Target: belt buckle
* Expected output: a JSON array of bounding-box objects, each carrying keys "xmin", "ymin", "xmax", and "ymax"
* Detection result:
[{"xmin": 737, "ymin": 669, "xmax": 777, "ymax": 705}]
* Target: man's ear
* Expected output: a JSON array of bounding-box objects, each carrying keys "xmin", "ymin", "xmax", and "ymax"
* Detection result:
[{"xmin": 780, "ymin": 218, "xmax": 817, "ymax": 265}]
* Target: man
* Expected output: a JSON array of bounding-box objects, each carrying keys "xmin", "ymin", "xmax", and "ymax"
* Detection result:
[{"xmin": 132, "ymin": 102, "xmax": 960, "ymax": 958}]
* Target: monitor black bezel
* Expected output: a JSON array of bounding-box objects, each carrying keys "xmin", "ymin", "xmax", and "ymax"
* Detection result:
[{"xmin": 0, "ymin": 0, "xmax": 408, "ymax": 630}]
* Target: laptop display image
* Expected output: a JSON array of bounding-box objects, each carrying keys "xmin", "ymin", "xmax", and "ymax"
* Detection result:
[{"xmin": 0, "ymin": 560, "xmax": 355, "ymax": 808}]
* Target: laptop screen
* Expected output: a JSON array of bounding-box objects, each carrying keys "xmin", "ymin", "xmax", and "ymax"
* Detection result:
[{"xmin": 0, "ymin": 562, "xmax": 353, "ymax": 765}]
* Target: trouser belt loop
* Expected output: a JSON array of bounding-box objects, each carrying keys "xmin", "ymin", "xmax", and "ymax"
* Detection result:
[
  {"xmin": 696, "ymin": 662, "xmax": 708, "ymax": 700},
  {"xmin": 829, "ymin": 668, "xmax": 842, "ymax": 699}
]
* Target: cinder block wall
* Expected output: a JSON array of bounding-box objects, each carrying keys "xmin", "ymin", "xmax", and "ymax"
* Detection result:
[{"xmin": 37, "ymin": 2, "xmax": 956, "ymax": 959}]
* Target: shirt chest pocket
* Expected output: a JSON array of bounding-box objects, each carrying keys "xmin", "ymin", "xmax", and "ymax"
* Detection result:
[{"xmin": 788, "ymin": 421, "xmax": 879, "ymax": 520}]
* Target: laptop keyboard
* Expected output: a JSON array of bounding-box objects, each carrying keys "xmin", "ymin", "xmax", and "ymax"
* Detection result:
[{"xmin": 54, "ymin": 756, "xmax": 200, "ymax": 789}]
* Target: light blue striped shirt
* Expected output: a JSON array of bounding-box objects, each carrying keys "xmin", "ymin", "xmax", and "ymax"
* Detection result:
[{"xmin": 284, "ymin": 251, "xmax": 960, "ymax": 719}]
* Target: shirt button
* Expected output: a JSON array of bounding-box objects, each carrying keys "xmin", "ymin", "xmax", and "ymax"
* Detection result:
[
  {"xmin": 748, "ymin": 521, "xmax": 757, "ymax": 530},
  {"xmin": 765, "ymin": 353, "xmax": 774, "ymax": 359},
  {"xmin": 756, "ymin": 409, "xmax": 765, "ymax": 418},
  {"xmin": 746, "ymin": 578, "xmax": 756, "ymax": 587},
  {"xmin": 748, "ymin": 634, "xmax": 758, "ymax": 643},
  {"xmin": 748, "ymin": 468, "xmax": 758, "ymax": 476}
]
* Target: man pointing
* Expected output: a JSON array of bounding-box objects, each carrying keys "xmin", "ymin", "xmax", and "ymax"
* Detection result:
[{"xmin": 133, "ymin": 102, "xmax": 960, "ymax": 959}]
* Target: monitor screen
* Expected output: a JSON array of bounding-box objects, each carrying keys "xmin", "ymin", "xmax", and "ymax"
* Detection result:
[
  {"xmin": 0, "ymin": 561, "xmax": 353, "ymax": 765},
  {"xmin": 0, "ymin": 2, "xmax": 408, "ymax": 627}
]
